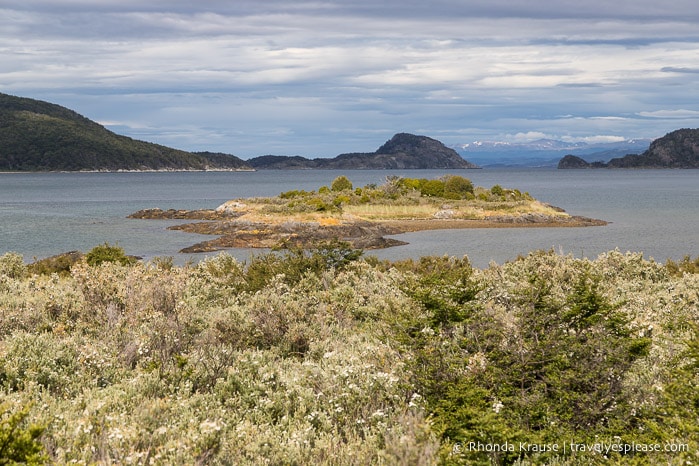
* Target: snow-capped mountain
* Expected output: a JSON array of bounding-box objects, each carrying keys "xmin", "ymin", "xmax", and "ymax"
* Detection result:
[{"xmin": 453, "ymin": 138, "xmax": 652, "ymax": 167}]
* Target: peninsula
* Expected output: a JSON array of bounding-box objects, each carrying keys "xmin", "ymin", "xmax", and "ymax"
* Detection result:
[
  {"xmin": 0, "ymin": 93, "xmax": 250, "ymax": 171},
  {"xmin": 129, "ymin": 175, "xmax": 606, "ymax": 252}
]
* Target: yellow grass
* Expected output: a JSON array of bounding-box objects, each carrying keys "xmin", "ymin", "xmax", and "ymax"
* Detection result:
[
  {"xmin": 220, "ymin": 196, "xmax": 569, "ymax": 224},
  {"xmin": 343, "ymin": 204, "xmax": 438, "ymax": 219}
]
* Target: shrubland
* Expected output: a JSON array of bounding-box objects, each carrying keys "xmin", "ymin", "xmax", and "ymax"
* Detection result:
[
  {"xmin": 236, "ymin": 175, "xmax": 556, "ymax": 221},
  {"xmin": 0, "ymin": 244, "xmax": 697, "ymax": 465}
]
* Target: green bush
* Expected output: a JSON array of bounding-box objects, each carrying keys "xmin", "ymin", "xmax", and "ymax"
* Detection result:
[
  {"xmin": 330, "ymin": 175, "xmax": 353, "ymax": 192},
  {"xmin": 419, "ymin": 179, "xmax": 445, "ymax": 197},
  {"xmin": 279, "ymin": 189, "xmax": 311, "ymax": 199},
  {"xmin": 443, "ymin": 175, "xmax": 474, "ymax": 199},
  {"xmin": 85, "ymin": 243, "xmax": 136, "ymax": 267},
  {"xmin": 392, "ymin": 252, "xmax": 666, "ymax": 464},
  {"xmin": 0, "ymin": 403, "xmax": 47, "ymax": 465}
]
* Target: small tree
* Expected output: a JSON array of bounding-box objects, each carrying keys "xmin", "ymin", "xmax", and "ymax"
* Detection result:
[{"xmin": 330, "ymin": 176, "xmax": 353, "ymax": 192}]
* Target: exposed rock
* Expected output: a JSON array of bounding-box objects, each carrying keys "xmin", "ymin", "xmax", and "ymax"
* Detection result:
[
  {"xmin": 127, "ymin": 208, "xmax": 239, "ymax": 220},
  {"xmin": 130, "ymin": 207, "xmax": 606, "ymax": 253}
]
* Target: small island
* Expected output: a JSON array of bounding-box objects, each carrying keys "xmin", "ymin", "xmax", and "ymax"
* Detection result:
[{"xmin": 129, "ymin": 175, "xmax": 606, "ymax": 252}]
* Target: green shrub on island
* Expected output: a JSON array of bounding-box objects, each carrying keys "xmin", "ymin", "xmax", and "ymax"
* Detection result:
[
  {"xmin": 0, "ymin": 247, "xmax": 697, "ymax": 464},
  {"xmin": 330, "ymin": 175, "xmax": 353, "ymax": 192},
  {"xmin": 274, "ymin": 175, "xmax": 533, "ymax": 217}
]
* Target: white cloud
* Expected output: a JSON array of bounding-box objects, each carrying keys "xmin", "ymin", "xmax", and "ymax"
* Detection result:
[{"xmin": 638, "ymin": 109, "xmax": 699, "ymax": 119}]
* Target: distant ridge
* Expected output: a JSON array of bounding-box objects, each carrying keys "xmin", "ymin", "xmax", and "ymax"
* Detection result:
[
  {"xmin": 558, "ymin": 129, "xmax": 699, "ymax": 168},
  {"xmin": 0, "ymin": 93, "xmax": 250, "ymax": 171},
  {"xmin": 248, "ymin": 133, "xmax": 478, "ymax": 169}
]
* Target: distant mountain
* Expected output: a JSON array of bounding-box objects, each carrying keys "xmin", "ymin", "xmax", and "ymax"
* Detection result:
[
  {"xmin": 248, "ymin": 133, "xmax": 478, "ymax": 169},
  {"xmin": 454, "ymin": 138, "xmax": 652, "ymax": 167},
  {"xmin": 558, "ymin": 129, "xmax": 699, "ymax": 169},
  {"xmin": 0, "ymin": 93, "xmax": 250, "ymax": 171}
]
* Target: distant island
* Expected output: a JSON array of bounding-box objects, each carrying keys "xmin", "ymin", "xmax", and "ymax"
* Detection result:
[
  {"xmin": 0, "ymin": 92, "xmax": 477, "ymax": 171},
  {"xmin": 129, "ymin": 175, "xmax": 606, "ymax": 252},
  {"xmin": 558, "ymin": 128, "xmax": 699, "ymax": 168},
  {"xmin": 248, "ymin": 133, "xmax": 478, "ymax": 169}
]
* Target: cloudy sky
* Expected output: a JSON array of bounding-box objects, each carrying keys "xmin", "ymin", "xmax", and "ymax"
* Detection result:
[{"xmin": 3, "ymin": 0, "xmax": 699, "ymax": 158}]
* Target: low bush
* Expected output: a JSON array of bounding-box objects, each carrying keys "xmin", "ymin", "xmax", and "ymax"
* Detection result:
[{"xmin": 0, "ymin": 252, "xmax": 26, "ymax": 279}]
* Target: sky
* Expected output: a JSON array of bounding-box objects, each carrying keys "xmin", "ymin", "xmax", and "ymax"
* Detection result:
[{"xmin": 2, "ymin": 0, "xmax": 699, "ymax": 158}]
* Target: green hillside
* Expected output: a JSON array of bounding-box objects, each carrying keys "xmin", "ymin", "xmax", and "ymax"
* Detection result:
[{"xmin": 0, "ymin": 93, "xmax": 250, "ymax": 171}]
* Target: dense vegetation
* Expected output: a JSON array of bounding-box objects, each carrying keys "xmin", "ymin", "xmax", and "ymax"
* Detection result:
[
  {"xmin": 0, "ymin": 93, "xmax": 249, "ymax": 171},
  {"xmin": 0, "ymin": 244, "xmax": 697, "ymax": 465},
  {"xmin": 269, "ymin": 175, "xmax": 535, "ymax": 217}
]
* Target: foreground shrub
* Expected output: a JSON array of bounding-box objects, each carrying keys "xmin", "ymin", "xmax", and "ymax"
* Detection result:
[
  {"xmin": 0, "ymin": 402, "xmax": 47, "ymax": 465},
  {"xmin": 666, "ymin": 254, "xmax": 699, "ymax": 276},
  {"xmin": 85, "ymin": 243, "xmax": 136, "ymax": 267},
  {"xmin": 0, "ymin": 252, "xmax": 26, "ymax": 279},
  {"xmin": 0, "ymin": 247, "xmax": 697, "ymax": 464}
]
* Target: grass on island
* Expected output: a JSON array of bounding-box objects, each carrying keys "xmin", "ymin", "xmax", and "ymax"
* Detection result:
[{"xmin": 217, "ymin": 175, "xmax": 570, "ymax": 224}]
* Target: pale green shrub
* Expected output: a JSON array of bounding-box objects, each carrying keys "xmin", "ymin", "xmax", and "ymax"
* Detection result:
[
  {"xmin": 0, "ymin": 252, "xmax": 26, "ymax": 279},
  {"xmin": 0, "ymin": 246, "xmax": 696, "ymax": 465}
]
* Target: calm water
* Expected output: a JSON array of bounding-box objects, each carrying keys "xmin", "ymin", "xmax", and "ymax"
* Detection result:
[{"xmin": 1, "ymin": 169, "xmax": 697, "ymax": 268}]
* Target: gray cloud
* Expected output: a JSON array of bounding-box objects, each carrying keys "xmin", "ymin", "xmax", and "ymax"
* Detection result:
[{"xmin": 1, "ymin": 1, "xmax": 699, "ymax": 156}]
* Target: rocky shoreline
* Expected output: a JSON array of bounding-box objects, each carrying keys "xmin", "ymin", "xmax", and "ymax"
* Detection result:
[{"xmin": 128, "ymin": 207, "xmax": 607, "ymax": 253}]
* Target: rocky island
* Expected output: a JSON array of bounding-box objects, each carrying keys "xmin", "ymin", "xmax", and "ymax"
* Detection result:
[{"xmin": 129, "ymin": 175, "xmax": 606, "ymax": 252}]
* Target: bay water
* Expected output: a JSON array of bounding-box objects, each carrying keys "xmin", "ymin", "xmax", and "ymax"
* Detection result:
[{"xmin": 1, "ymin": 169, "xmax": 697, "ymax": 268}]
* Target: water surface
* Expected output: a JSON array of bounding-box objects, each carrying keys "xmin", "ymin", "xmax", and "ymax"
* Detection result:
[{"xmin": 1, "ymin": 169, "xmax": 697, "ymax": 267}]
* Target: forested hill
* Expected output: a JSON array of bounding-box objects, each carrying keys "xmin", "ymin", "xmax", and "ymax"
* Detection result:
[
  {"xmin": 558, "ymin": 128, "xmax": 699, "ymax": 168},
  {"xmin": 0, "ymin": 93, "xmax": 250, "ymax": 171}
]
